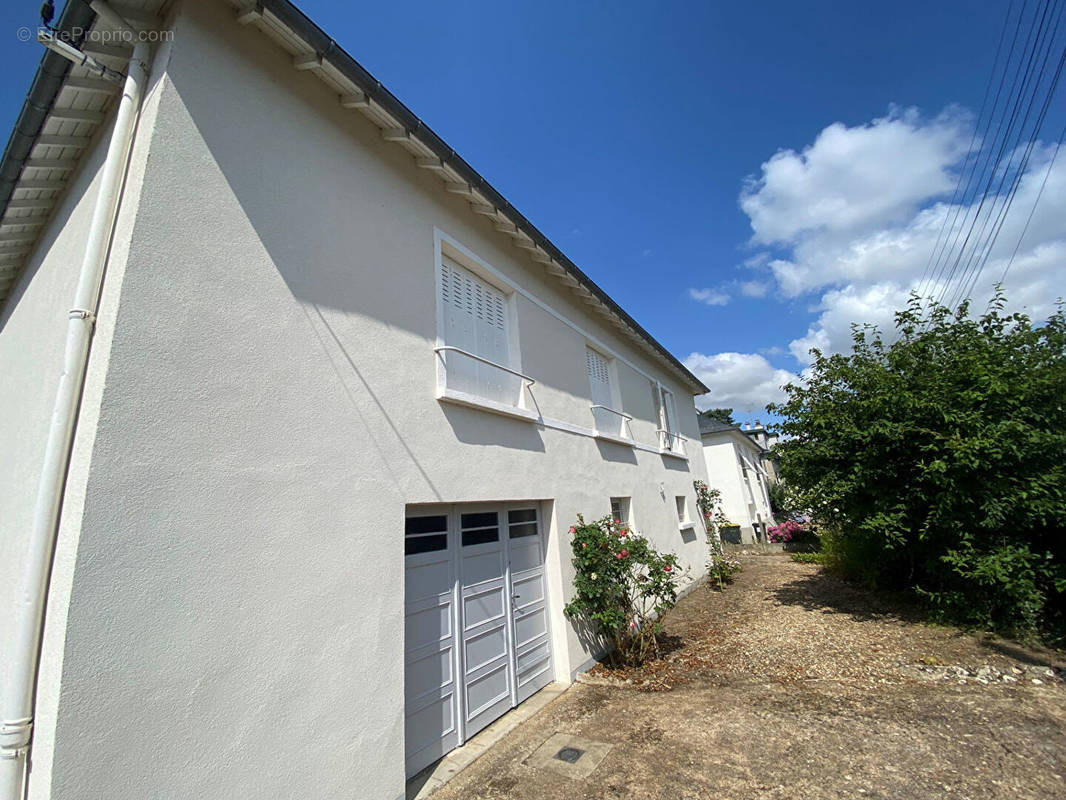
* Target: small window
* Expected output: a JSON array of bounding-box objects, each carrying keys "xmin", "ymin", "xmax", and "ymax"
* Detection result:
[
  {"xmin": 508, "ymin": 508, "xmax": 538, "ymax": 538},
  {"xmin": 405, "ymin": 515, "xmax": 448, "ymax": 555},
  {"xmin": 461, "ymin": 511, "xmax": 500, "ymax": 546},
  {"xmin": 609, "ymin": 497, "xmax": 631, "ymax": 525},
  {"xmin": 675, "ymin": 496, "xmax": 689, "ymax": 524}
]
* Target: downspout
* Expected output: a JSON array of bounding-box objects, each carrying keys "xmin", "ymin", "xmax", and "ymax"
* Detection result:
[{"xmin": 0, "ymin": 7, "xmax": 150, "ymax": 796}]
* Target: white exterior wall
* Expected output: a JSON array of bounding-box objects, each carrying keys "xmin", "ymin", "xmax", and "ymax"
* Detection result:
[
  {"xmin": 700, "ymin": 435, "xmax": 772, "ymax": 543},
  {"xmin": 13, "ymin": 2, "xmax": 711, "ymax": 799}
]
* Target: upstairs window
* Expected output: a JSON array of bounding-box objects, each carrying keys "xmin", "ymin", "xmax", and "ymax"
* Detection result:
[
  {"xmin": 610, "ymin": 496, "xmax": 631, "ymax": 526},
  {"xmin": 654, "ymin": 383, "xmax": 681, "ymax": 452},
  {"xmin": 587, "ymin": 347, "xmax": 628, "ymax": 437},
  {"xmin": 438, "ymin": 256, "xmax": 519, "ymax": 406}
]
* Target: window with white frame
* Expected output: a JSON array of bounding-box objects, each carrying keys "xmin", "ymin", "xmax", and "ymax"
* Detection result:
[
  {"xmin": 675, "ymin": 495, "xmax": 691, "ymax": 526},
  {"xmin": 587, "ymin": 347, "xmax": 628, "ymax": 437},
  {"xmin": 610, "ymin": 496, "xmax": 631, "ymax": 526},
  {"xmin": 654, "ymin": 383, "xmax": 681, "ymax": 452},
  {"xmin": 438, "ymin": 255, "xmax": 522, "ymax": 407}
]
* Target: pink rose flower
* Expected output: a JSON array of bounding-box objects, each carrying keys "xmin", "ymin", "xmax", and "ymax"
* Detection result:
[
  {"xmin": 569, "ymin": 526, "xmax": 576, "ymax": 533},
  {"xmin": 664, "ymin": 564, "xmax": 672, "ymax": 572}
]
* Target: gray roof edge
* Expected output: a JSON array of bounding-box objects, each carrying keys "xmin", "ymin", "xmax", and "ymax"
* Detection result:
[
  {"xmin": 256, "ymin": 0, "xmax": 709, "ymax": 395},
  {"xmin": 0, "ymin": 2, "xmax": 98, "ymax": 221}
]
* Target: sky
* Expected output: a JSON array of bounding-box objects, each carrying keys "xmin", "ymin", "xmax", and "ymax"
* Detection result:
[{"xmin": 2, "ymin": 1, "xmax": 1063, "ymax": 423}]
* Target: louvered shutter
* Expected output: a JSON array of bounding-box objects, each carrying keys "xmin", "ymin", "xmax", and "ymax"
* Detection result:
[
  {"xmin": 586, "ymin": 348, "xmax": 612, "ymax": 407},
  {"xmin": 440, "ymin": 257, "xmax": 513, "ymax": 403}
]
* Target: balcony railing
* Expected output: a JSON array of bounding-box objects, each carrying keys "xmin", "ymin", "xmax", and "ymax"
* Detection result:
[
  {"xmin": 434, "ymin": 346, "xmax": 535, "ymax": 415},
  {"xmin": 657, "ymin": 428, "xmax": 686, "ymax": 456},
  {"xmin": 590, "ymin": 404, "xmax": 633, "ymax": 441}
]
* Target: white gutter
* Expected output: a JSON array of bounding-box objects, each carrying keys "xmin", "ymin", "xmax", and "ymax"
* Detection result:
[{"xmin": 0, "ymin": 12, "xmax": 150, "ymax": 797}]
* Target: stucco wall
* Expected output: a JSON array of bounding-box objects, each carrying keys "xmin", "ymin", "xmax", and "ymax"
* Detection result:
[{"xmin": 40, "ymin": 2, "xmax": 710, "ymax": 799}]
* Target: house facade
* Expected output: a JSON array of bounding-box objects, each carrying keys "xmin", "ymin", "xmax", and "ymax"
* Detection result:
[
  {"xmin": 0, "ymin": 2, "xmax": 710, "ymax": 799},
  {"xmin": 699, "ymin": 417, "xmax": 773, "ymax": 543},
  {"xmin": 742, "ymin": 420, "xmax": 780, "ymax": 484}
]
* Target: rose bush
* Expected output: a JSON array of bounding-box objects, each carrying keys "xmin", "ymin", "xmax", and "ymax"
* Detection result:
[
  {"xmin": 694, "ymin": 480, "xmax": 742, "ymax": 588},
  {"xmin": 563, "ymin": 515, "xmax": 679, "ymax": 667}
]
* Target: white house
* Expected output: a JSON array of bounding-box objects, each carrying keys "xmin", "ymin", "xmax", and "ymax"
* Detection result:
[
  {"xmin": 698, "ymin": 416, "xmax": 773, "ymax": 543},
  {"xmin": 742, "ymin": 420, "xmax": 780, "ymax": 484},
  {"xmin": 0, "ymin": 2, "xmax": 712, "ymax": 799}
]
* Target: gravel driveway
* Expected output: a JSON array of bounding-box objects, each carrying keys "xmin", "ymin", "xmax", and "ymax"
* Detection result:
[{"xmin": 430, "ymin": 553, "xmax": 1066, "ymax": 800}]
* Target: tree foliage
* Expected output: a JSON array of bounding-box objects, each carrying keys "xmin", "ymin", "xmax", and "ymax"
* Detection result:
[{"xmin": 769, "ymin": 293, "xmax": 1066, "ymax": 635}]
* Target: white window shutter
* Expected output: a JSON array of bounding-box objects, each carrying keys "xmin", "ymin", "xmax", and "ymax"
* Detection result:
[
  {"xmin": 586, "ymin": 347, "xmax": 612, "ymax": 407},
  {"xmin": 441, "ymin": 256, "xmax": 513, "ymax": 404}
]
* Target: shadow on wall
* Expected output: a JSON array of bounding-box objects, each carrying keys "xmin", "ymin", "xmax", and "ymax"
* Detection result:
[
  {"xmin": 659, "ymin": 455, "xmax": 691, "ymax": 473},
  {"xmin": 442, "ymin": 405, "xmax": 545, "ymax": 453},
  {"xmin": 304, "ymin": 303, "xmax": 442, "ymax": 497},
  {"xmin": 595, "ymin": 440, "xmax": 638, "ymax": 465},
  {"xmin": 166, "ymin": 34, "xmax": 673, "ymax": 453}
]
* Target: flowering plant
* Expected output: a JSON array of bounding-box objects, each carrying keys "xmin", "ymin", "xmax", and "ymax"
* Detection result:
[
  {"xmin": 768, "ymin": 519, "xmax": 816, "ymax": 544},
  {"xmin": 694, "ymin": 480, "xmax": 742, "ymax": 588},
  {"xmin": 563, "ymin": 515, "xmax": 680, "ymax": 667},
  {"xmin": 767, "ymin": 520, "xmax": 804, "ymax": 543}
]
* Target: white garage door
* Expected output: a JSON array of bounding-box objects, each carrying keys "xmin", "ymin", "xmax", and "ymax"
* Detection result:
[{"xmin": 404, "ymin": 503, "xmax": 554, "ymax": 777}]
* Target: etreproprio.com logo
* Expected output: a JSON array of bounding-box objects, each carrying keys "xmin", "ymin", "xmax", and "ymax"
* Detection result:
[{"xmin": 17, "ymin": 26, "xmax": 173, "ymax": 44}]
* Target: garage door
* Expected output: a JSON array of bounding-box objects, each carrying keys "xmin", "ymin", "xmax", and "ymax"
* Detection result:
[{"xmin": 404, "ymin": 503, "xmax": 554, "ymax": 777}]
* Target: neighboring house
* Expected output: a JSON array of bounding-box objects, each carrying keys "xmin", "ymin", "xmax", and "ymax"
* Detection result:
[
  {"xmin": 742, "ymin": 419, "xmax": 780, "ymax": 484},
  {"xmin": 699, "ymin": 417, "xmax": 774, "ymax": 543},
  {"xmin": 0, "ymin": 2, "xmax": 711, "ymax": 799}
]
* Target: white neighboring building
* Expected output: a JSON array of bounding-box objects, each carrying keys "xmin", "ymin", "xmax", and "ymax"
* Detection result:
[
  {"xmin": 699, "ymin": 417, "xmax": 774, "ymax": 543},
  {"xmin": 0, "ymin": 2, "xmax": 711, "ymax": 799}
]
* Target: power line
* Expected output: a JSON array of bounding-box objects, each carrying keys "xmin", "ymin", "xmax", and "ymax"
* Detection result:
[
  {"xmin": 995, "ymin": 111, "xmax": 1066, "ymax": 290},
  {"xmin": 947, "ymin": 2, "xmax": 1066, "ymax": 309},
  {"xmin": 914, "ymin": 0, "xmax": 1017, "ymax": 301},
  {"xmin": 932, "ymin": 0, "xmax": 1059, "ymax": 309},
  {"xmin": 918, "ymin": 0, "xmax": 1029, "ymax": 304}
]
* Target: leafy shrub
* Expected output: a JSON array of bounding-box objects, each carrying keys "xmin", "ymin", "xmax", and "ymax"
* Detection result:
[
  {"xmin": 769, "ymin": 293, "xmax": 1066, "ymax": 636},
  {"xmin": 693, "ymin": 480, "xmax": 743, "ymax": 588},
  {"xmin": 790, "ymin": 552, "xmax": 829, "ymax": 565},
  {"xmin": 563, "ymin": 515, "xmax": 680, "ymax": 666}
]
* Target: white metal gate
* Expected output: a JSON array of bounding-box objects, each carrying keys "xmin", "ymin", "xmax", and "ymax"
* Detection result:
[{"xmin": 403, "ymin": 503, "xmax": 554, "ymax": 777}]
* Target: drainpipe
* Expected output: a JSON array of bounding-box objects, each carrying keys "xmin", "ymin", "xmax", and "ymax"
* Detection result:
[{"xmin": 0, "ymin": 14, "xmax": 150, "ymax": 798}]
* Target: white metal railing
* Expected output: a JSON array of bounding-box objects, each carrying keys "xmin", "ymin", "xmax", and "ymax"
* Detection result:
[
  {"xmin": 434, "ymin": 346, "xmax": 534, "ymax": 407},
  {"xmin": 657, "ymin": 428, "xmax": 686, "ymax": 454},
  {"xmin": 590, "ymin": 404, "xmax": 633, "ymax": 439}
]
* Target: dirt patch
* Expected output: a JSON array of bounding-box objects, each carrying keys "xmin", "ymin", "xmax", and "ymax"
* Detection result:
[{"xmin": 431, "ymin": 554, "xmax": 1066, "ymax": 800}]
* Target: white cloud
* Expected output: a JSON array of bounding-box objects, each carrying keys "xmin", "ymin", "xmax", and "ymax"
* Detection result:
[
  {"xmin": 686, "ymin": 107, "xmax": 1066, "ymax": 413},
  {"xmin": 740, "ymin": 106, "xmax": 970, "ymax": 245},
  {"xmin": 739, "ymin": 280, "xmax": 769, "ymax": 298},
  {"xmin": 745, "ymin": 109, "xmax": 1066, "ymax": 360},
  {"xmin": 688, "ymin": 287, "xmax": 731, "ymax": 306},
  {"xmin": 684, "ymin": 352, "xmax": 799, "ymax": 413}
]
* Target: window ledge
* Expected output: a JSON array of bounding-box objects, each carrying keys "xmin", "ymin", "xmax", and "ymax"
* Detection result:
[
  {"xmin": 593, "ymin": 430, "xmax": 636, "ymax": 448},
  {"xmin": 438, "ymin": 388, "xmax": 540, "ymax": 423},
  {"xmin": 659, "ymin": 448, "xmax": 689, "ymax": 461}
]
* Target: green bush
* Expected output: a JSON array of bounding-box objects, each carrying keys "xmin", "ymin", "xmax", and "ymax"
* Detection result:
[
  {"xmin": 790, "ymin": 552, "xmax": 829, "ymax": 565},
  {"xmin": 563, "ymin": 515, "xmax": 680, "ymax": 666},
  {"xmin": 769, "ymin": 293, "xmax": 1066, "ymax": 636}
]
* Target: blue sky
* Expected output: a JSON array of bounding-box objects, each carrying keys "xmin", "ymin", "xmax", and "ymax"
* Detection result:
[{"xmin": 2, "ymin": 1, "xmax": 1063, "ymax": 421}]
